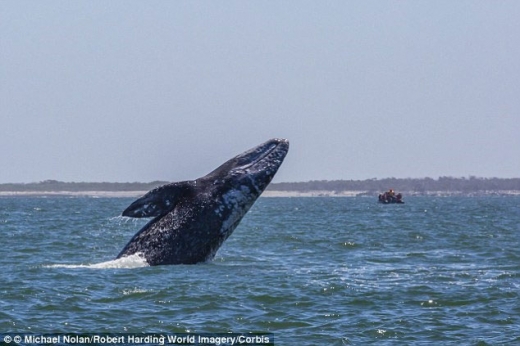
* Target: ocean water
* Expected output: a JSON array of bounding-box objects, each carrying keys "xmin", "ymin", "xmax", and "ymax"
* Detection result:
[{"xmin": 1, "ymin": 196, "xmax": 519, "ymax": 345}]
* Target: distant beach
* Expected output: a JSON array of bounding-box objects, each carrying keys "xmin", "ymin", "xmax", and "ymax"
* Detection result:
[
  {"xmin": 0, "ymin": 190, "xmax": 360, "ymax": 198},
  {"xmin": 0, "ymin": 191, "xmax": 148, "ymax": 198},
  {"xmin": 1, "ymin": 189, "xmax": 519, "ymax": 198}
]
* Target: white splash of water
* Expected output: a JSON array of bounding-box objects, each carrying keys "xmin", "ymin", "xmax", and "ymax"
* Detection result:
[
  {"xmin": 109, "ymin": 215, "xmax": 144, "ymax": 225},
  {"xmin": 122, "ymin": 287, "xmax": 151, "ymax": 295},
  {"xmin": 44, "ymin": 253, "xmax": 149, "ymax": 269}
]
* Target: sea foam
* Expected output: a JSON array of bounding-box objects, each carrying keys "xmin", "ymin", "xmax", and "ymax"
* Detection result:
[{"xmin": 45, "ymin": 253, "xmax": 149, "ymax": 269}]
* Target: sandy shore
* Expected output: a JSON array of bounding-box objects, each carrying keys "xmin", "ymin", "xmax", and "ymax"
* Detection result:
[
  {"xmin": 0, "ymin": 191, "xmax": 149, "ymax": 197},
  {"xmin": 0, "ymin": 191, "xmax": 356, "ymax": 198},
  {"xmin": 263, "ymin": 190, "xmax": 520, "ymax": 197},
  {"xmin": 0, "ymin": 190, "xmax": 365, "ymax": 198},
  {"xmin": 1, "ymin": 190, "xmax": 519, "ymax": 198},
  {"xmin": 262, "ymin": 190, "xmax": 366, "ymax": 197}
]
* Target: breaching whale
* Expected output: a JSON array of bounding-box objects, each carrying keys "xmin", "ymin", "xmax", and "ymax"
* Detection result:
[{"xmin": 117, "ymin": 138, "xmax": 289, "ymax": 265}]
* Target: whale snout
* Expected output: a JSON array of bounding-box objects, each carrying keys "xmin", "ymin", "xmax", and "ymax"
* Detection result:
[{"xmin": 234, "ymin": 138, "xmax": 289, "ymax": 172}]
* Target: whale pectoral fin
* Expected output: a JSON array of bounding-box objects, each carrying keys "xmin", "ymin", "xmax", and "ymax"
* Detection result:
[
  {"xmin": 122, "ymin": 196, "xmax": 168, "ymax": 218},
  {"xmin": 122, "ymin": 182, "xmax": 191, "ymax": 218}
]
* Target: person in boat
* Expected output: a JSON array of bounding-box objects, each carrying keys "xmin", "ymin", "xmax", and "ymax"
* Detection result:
[
  {"xmin": 379, "ymin": 190, "xmax": 404, "ymax": 203},
  {"xmin": 379, "ymin": 191, "xmax": 390, "ymax": 203}
]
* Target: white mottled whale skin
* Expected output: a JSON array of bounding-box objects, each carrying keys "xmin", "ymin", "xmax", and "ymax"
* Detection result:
[{"xmin": 116, "ymin": 138, "xmax": 289, "ymax": 266}]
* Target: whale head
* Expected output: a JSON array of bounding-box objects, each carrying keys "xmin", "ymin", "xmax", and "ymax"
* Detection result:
[
  {"xmin": 200, "ymin": 138, "xmax": 289, "ymax": 238},
  {"xmin": 204, "ymin": 138, "xmax": 289, "ymax": 197}
]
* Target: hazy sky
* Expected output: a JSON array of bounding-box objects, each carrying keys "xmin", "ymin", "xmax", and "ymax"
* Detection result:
[{"xmin": 1, "ymin": 1, "xmax": 519, "ymax": 183}]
